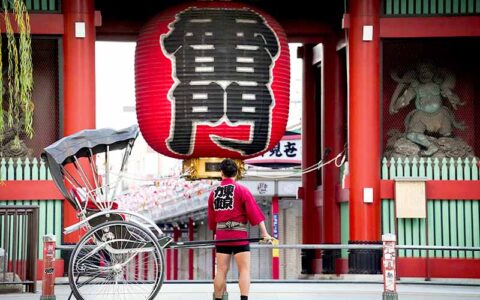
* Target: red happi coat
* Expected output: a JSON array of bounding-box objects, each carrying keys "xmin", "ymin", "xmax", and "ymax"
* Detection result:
[{"xmin": 208, "ymin": 178, "xmax": 265, "ymax": 246}]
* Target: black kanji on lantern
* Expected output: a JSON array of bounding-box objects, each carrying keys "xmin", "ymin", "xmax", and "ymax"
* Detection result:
[
  {"xmin": 214, "ymin": 184, "xmax": 235, "ymax": 210},
  {"xmin": 161, "ymin": 8, "xmax": 280, "ymax": 155}
]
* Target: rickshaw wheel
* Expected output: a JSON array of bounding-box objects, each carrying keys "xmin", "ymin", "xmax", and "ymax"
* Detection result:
[{"xmin": 69, "ymin": 221, "xmax": 165, "ymax": 300}]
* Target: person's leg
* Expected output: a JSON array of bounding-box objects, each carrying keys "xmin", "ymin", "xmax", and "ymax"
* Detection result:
[
  {"xmin": 214, "ymin": 252, "xmax": 231, "ymax": 299},
  {"xmin": 234, "ymin": 250, "xmax": 251, "ymax": 298}
]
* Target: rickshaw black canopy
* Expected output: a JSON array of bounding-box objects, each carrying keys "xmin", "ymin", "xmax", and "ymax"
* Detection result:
[{"xmin": 41, "ymin": 125, "xmax": 139, "ymax": 203}]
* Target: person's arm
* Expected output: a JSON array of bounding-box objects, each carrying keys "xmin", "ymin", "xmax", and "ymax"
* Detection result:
[
  {"xmin": 242, "ymin": 186, "xmax": 273, "ymax": 240},
  {"xmin": 257, "ymin": 220, "xmax": 272, "ymax": 240},
  {"xmin": 207, "ymin": 191, "xmax": 216, "ymax": 231}
]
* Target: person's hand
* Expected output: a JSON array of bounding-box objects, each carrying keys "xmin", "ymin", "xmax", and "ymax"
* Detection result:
[{"xmin": 260, "ymin": 233, "xmax": 274, "ymax": 244}]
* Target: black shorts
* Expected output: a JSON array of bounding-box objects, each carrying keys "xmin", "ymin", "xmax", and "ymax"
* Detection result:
[{"xmin": 215, "ymin": 245, "xmax": 250, "ymax": 255}]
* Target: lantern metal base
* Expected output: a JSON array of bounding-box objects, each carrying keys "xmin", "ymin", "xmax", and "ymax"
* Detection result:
[{"xmin": 183, "ymin": 157, "xmax": 245, "ymax": 180}]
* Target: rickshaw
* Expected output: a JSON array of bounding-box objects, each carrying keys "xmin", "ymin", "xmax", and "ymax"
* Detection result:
[
  {"xmin": 42, "ymin": 125, "xmax": 266, "ymax": 299},
  {"xmin": 42, "ymin": 125, "xmax": 169, "ymax": 300}
]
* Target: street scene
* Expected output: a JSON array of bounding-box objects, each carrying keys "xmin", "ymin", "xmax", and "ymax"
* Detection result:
[{"xmin": 1, "ymin": 0, "xmax": 480, "ymax": 299}]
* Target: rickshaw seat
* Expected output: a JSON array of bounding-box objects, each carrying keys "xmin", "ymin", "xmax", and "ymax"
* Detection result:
[{"xmin": 71, "ymin": 188, "xmax": 119, "ymax": 211}]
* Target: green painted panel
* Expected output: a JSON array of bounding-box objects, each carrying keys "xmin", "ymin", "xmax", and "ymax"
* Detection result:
[
  {"xmin": 473, "ymin": 201, "xmax": 480, "ymax": 258},
  {"xmin": 465, "ymin": 200, "xmax": 473, "ymax": 258},
  {"xmin": 394, "ymin": 0, "xmax": 400, "ymax": 14},
  {"xmin": 431, "ymin": 0, "xmax": 437, "ymax": 14},
  {"xmin": 1, "ymin": 158, "xmax": 6, "ymax": 180},
  {"xmin": 434, "ymin": 201, "xmax": 442, "ymax": 257},
  {"xmin": 24, "ymin": 158, "xmax": 31, "ymax": 180},
  {"xmin": 453, "ymin": 0, "xmax": 460, "ymax": 13},
  {"xmin": 389, "ymin": 158, "xmax": 397, "ymax": 179},
  {"xmin": 46, "ymin": 200, "xmax": 54, "ymax": 258},
  {"xmin": 404, "ymin": 158, "xmax": 411, "ymax": 177},
  {"xmin": 33, "ymin": 0, "xmax": 40, "ymax": 10},
  {"xmin": 408, "ymin": 0, "xmax": 416, "ymax": 14},
  {"xmin": 2, "ymin": 200, "xmax": 63, "ymax": 260},
  {"xmin": 398, "ymin": 219, "xmax": 406, "ymax": 256},
  {"xmin": 405, "ymin": 219, "xmax": 413, "ymax": 257},
  {"xmin": 8, "ymin": 158, "xmax": 15, "ymax": 179},
  {"xmin": 41, "ymin": 0, "xmax": 48, "ymax": 10},
  {"xmin": 26, "ymin": 0, "xmax": 33, "ymax": 10},
  {"xmin": 55, "ymin": 200, "xmax": 62, "ymax": 258},
  {"xmin": 38, "ymin": 201, "xmax": 46, "ymax": 259},
  {"xmin": 461, "ymin": 0, "xmax": 467, "ymax": 12},
  {"xmin": 390, "ymin": 200, "xmax": 395, "ymax": 234},
  {"xmin": 419, "ymin": 218, "xmax": 427, "ymax": 257},
  {"xmin": 386, "ymin": 0, "xmax": 393, "ymax": 14},
  {"xmin": 449, "ymin": 201, "xmax": 458, "ymax": 258},
  {"xmin": 49, "ymin": 0, "xmax": 55, "ymax": 10},
  {"xmin": 382, "ymin": 200, "xmax": 391, "ymax": 234},
  {"xmin": 411, "ymin": 158, "xmax": 419, "ymax": 177},
  {"xmin": 468, "ymin": 0, "xmax": 475, "ymax": 13},
  {"xmin": 396, "ymin": 158, "xmax": 404, "ymax": 177},
  {"xmin": 423, "ymin": 0, "xmax": 429, "ymax": 13},
  {"xmin": 412, "ymin": 219, "xmax": 420, "ymax": 257},
  {"xmin": 457, "ymin": 200, "xmax": 465, "ymax": 258},
  {"xmin": 382, "ymin": 158, "xmax": 389, "ymax": 179},
  {"xmin": 439, "ymin": 0, "xmax": 445, "ymax": 13},
  {"xmin": 445, "ymin": 0, "xmax": 453, "ymax": 13},
  {"xmin": 416, "ymin": 0, "xmax": 423, "ymax": 13},
  {"xmin": 401, "ymin": 0, "xmax": 408, "ymax": 13},
  {"xmin": 442, "ymin": 201, "xmax": 450, "ymax": 257},
  {"xmin": 340, "ymin": 202, "xmax": 349, "ymax": 258}
]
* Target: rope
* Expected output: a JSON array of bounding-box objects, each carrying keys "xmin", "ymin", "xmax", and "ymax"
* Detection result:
[{"xmin": 249, "ymin": 150, "xmax": 346, "ymax": 179}]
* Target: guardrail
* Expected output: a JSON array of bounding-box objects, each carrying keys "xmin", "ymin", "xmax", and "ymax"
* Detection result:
[
  {"xmin": 47, "ymin": 235, "xmax": 480, "ymax": 300},
  {"xmin": 0, "ymin": 205, "xmax": 39, "ymax": 293}
]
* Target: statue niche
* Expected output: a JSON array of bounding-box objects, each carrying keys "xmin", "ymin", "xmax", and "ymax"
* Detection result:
[{"xmin": 385, "ymin": 62, "xmax": 473, "ymax": 159}]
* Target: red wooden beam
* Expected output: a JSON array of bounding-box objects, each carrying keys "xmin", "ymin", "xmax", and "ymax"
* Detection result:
[
  {"xmin": 397, "ymin": 257, "xmax": 480, "ymax": 278},
  {"xmin": 0, "ymin": 181, "xmax": 63, "ymax": 200},
  {"xmin": 0, "ymin": 13, "xmax": 63, "ymax": 35},
  {"xmin": 0, "ymin": 11, "xmax": 101, "ymax": 35},
  {"xmin": 381, "ymin": 180, "xmax": 480, "ymax": 200},
  {"xmin": 335, "ymin": 257, "xmax": 480, "ymax": 278},
  {"xmin": 380, "ymin": 16, "xmax": 480, "ymax": 38},
  {"xmin": 342, "ymin": 176, "xmax": 480, "ymax": 200}
]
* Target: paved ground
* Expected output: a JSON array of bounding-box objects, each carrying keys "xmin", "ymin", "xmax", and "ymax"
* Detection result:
[{"xmin": 1, "ymin": 279, "xmax": 480, "ymax": 299}]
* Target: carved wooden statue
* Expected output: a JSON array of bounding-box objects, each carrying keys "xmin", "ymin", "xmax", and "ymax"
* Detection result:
[{"xmin": 390, "ymin": 63, "xmax": 466, "ymax": 156}]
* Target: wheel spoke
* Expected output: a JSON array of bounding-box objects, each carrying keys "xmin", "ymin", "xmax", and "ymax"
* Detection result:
[{"xmin": 69, "ymin": 221, "xmax": 165, "ymax": 300}]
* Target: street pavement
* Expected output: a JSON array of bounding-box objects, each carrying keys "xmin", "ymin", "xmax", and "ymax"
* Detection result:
[{"xmin": 1, "ymin": 279, "xmax": 480, "ymax": 299}]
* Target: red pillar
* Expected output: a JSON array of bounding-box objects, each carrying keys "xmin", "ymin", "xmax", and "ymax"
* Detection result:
[
  {"xmin": 347, "ymin": 0, "xmax": 382, "ymax": 273},
  {"xmin": 322, "ymin": 37, "xmax": 345, "ymax": 273},
  {"xmin": 188, "ymin": 218, "xmax": 194, "ymax": 280},
  {"xmin": 271, "ymin": 196, "xmax": 279, "ymax": 279},
  {"xmin": 166, "ymin": 245, "xmax": 172, "ymax": 280},
  {"xmin": 62, "ymin": 0, "xmax": 96, "ymax": 243},
  {"xmin": 301, "ymin": 44, "xmax": 321, "ymax": 274},
  {"xmin": 173, "ymin": 227, "xmax": 181, "ymax": 280}
]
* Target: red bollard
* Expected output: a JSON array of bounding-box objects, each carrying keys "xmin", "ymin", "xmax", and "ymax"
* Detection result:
[{"xmin": 41, "ymin": 235, "xmax": 56, "ymax": 300}]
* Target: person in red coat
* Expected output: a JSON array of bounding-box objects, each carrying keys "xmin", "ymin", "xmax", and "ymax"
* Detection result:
[{"xmin": 208, "ymin": 158, "xmax": 272, "ymax": 300}]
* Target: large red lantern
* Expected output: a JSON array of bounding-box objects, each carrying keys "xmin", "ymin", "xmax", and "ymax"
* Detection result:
[{"xmin": 135, "ymin": 1, "xmax": 290, "ymax": 159}]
